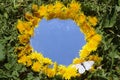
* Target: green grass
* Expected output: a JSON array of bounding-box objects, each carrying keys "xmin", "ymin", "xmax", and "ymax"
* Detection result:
[{"xmin": 0, "ymin": 0, "xmax": 120, "ymax": 80}]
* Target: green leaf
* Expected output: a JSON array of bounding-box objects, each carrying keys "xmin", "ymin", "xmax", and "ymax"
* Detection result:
[
  {"xmin": 34, "ymin": 77, "xmax": 40, "ymax": 80},
  {"xmin": 4, "ymin": 13, "xmax": 8, "ymax": 19},
  {"xmin": 116, "ymin": 6, "xmax": 120, "ymax": 12},
  {"xmin": 94, "ymin": 76, "xmax": 108, "ymax": 80},
  {"xmin": 118, "ymin": 0, "xmax": 120, "ymax": 6},
  {"xmin": 14, "ymin": 63, "xmax": 23, "ymax": 71},
  {"xmin": 109, "ymin": 10, "xmax": 117, "ymax": 28},
  {"xmin": 0, "ymin": 69, "xmax": 7, "ymax": 78},
  {"xmin": 103, "ymin": 15, "xmax": 110, "ymax": 28},
  {"xmin": 0, "ymin": 44, "xmax": 5, "ymax": 61},
  {"xmin": 20, "ymin": 67, "xmax": 27, "ymax": 73},
  {"xmin": 4, "ymin": 63, "xmax": 12, "ymax": 70},
  {"xmin": 114, "ymin": 54, "xmax": 120, "ymax": 59},
  {"xmin": 0, "ymin": 52, "xmax": 5, "ymax": 62},
  {"xmin": 12, "ymin": 71, "xmax": 19, "ymax": 77},
  {"xmin": 26, "ymin": 72, "xmax": 34, "ymax": 80}
]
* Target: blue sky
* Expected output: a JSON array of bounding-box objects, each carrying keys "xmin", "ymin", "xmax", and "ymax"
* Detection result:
[{"xmin": 30, "ymin": 18, "xmax": 86, "ymax": 66}]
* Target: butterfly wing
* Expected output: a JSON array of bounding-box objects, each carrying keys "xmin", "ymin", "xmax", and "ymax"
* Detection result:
[
  {"xmin": 73, "ymin": 61, "xmax": 94, "ymax": 74},
  {"xmin": 73, "ymin": 64, "xmax": 85, "ymax": 74},
  {"xmin": 74, "ymin": 64, "xmax": 81, "ymax": 69},
  {"xmin": 83, "ymin": 61, "xmax": 94, "ymax": 71},
  {"xmin": 78, "ymin": 64, "xmax": 86, "ymax": 74}
]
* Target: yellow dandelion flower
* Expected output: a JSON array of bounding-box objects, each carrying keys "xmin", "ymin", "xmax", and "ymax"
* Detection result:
[
  {"xmin": 90, "ymin": 34, "xmax": 102, "ymax": 42},
  {"xmin": 43, "ymin": 58, "xmax": 52, "ymax": 65},
  {"xmin": 80, "ymin": 22, "xmax": 97, "ymax": 40},
  {"xmin": 64, "ymin": 8, "xmax": 72, "ymax": 19},
  {"xmin": 54, "ymin": 1, "xmax": 64, "ymax": 11},
  {"xmin": 47, "ymin": 4, "xmax": 54, "ymax": 13},
  {"xmin": 85, "ymin": 34, "xmax": 101, "ymax": 52},
  {"xmin": 88, "ymin": 16, "xmax": 98, "ymax": 26},
  {"xmin": 85, "ymin": 29, "xmax": 96, "ymax": 41},
  {"xmin": 57, "ymin": 65, "xmax": 78, "ymax": 80},
  {"xmin": 22, "ymin": 22, "xmax": 34, "ymax": 36},
  {"xmin": 85, "ymin": 40, "xmax": 99, "ymax": 52},
  {"xmin": 26, "ymin": 56, "xmax": 32, "ymax": 67},
  {"xmin": 54, "ymin": 9, "xmax": 65, "ymax": 19},
  {"xmin": 89, "ymin": 66, "xmax": 95, "ymax": 73},
  {"xmin": 18, "ymin": 55, "xmax": 28, "ymax": 65},
  {"xmin": 88, "ymin": 55, "xmax": 102, "ymax": 64},
  {"xmin": 32, "ymin": 61, "xmax": 41, "ymax": 72},
  {"xmin": 57, "ymin": 65, "xmax": 66, "ymax": 75},
  {"xmin": 17, "ymin": 20, "xmax": 33, "ymax": 35},
  {"xmin": 47, "ymin": 3, "xmax": 64, "ymax": 19},
  {"xmin": 69, "ymin": 0, "xmax": 81, "ymax": 13},
  {"xmin": 45, "ymin": 68, "xmax": 56, "ymax": 78},
  {"xmin": 25, "ymin": 12, "xmax": 33, "ymax": 21},
  {"xmin": 33, "ymin": 11, "xmax": 41, "ymax": 18},
  {"xmin": 26, "ymin": 27, "xmax": 34, "ymax": 36},
  {"xmin": 53, "ymin": 62, "xmax": 58, "ymax": 74},
  {"xmin": 18, "ymin": 51, "xmax": 25, "ymax": 57},
  {"xmin": 46, "ymin": 12, "xmax": 56, "ymax": 20},
  {"xmin": 24, "ymin": 44, "xmax": 32, "ymax": 53},
  {"xmin": 18, "ymin": 34, "xmax": 30, "ymax": 44},
  {"xmin": 32, "ymin": 4, "xmax": 38, "ymax": 12},
  {"xmin": 64, "ymin": 7, "xmax": 78, "ymax": 19},
  {"xmin": 15, "ymin": 46, "xmax": 23, "ymax": 53},
  {"xmin": 38, "ymin": 5, "xmax": 47, "ymax": 17},
  {"xmin": 79, "ymin": 49, "xmax": 90, "ymax": 58},
  {"xmin": 45, "ymin": 4, "xmax": 56, "ymax": 20},
  {"xmin": 17, "ymin": 44, "xmax": 32, "ymax": 57},
  {"xmin": 30, "ymin": 17, "xmax": 40, "ymax": 27},
  {"xmin": 17, "ymin": 20, "xmax": 25, "ymax": 34},
  {"xmin": 63, "ymin": 66, "xmax": 77, "ymax": 80},
  {"xmin": 80, "ymin": 22, "xmax": 92, "ymax": 34},
  {"xmin": 73, "ymin": 58, "xmax": 85, "ymax": 64},
  {"xmin": 30, "ymin": 52, "xmax": 44, "ymax": 61},
  {"xmin": 23, "ymin": 22, "xmax": 32, "ymax": 29},
  {"xmin": 75, "ymin": 13, "xmax": 86, "ymax": 26}
]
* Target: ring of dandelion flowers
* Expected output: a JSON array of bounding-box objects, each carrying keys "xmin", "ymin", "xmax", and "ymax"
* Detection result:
[{"xmin": 16, "ymin": 0, "xmax": 102, "ymax": 79}]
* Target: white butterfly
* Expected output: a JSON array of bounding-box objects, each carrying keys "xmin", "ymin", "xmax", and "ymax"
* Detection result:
[{"xmin": 73, "ymin": 61, "xmax": 94, "ymax": 74}]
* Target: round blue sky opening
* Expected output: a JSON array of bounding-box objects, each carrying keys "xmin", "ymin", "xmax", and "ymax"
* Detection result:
[{"xmin": 30, "ymin": 18, "xmax": 86, "ymax": 66}]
